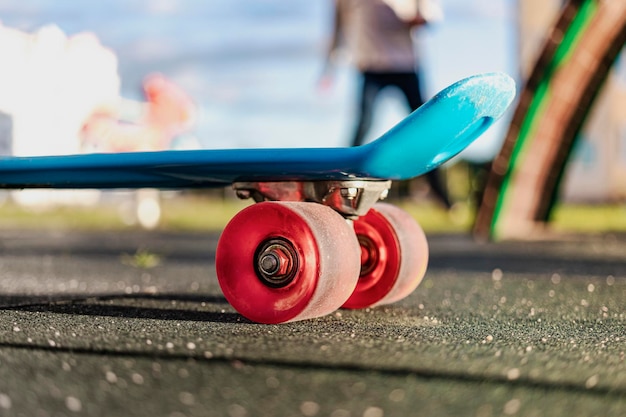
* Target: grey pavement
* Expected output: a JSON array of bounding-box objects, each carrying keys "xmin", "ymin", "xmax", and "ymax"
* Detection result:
[{"xmin": 0, "ymin": 228, "xmax": 624, "ymax": 417}]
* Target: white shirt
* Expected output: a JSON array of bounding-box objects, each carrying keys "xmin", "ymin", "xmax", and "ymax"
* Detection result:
[{"xmin": 335, "ymin": 0, "xmax": 417, "ymax": 72}]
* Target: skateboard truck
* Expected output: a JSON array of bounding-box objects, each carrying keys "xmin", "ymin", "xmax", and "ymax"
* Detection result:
[{"xmin": 233, "ymin": 180, "xmax": 391, "ymax": 218}]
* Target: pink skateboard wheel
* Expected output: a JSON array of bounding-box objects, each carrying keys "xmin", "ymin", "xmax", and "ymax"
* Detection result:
[
  {"xmin": 343, "ymin": 203, "xmax": 428, "ymax": 309},
  {"xmin": 216, "ymin": 202, "xmax": 360, "ymax": 324}
]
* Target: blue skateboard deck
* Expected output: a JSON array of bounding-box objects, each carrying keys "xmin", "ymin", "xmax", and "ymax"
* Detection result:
[{"xmin": 0, "ymin": 73, "xmax": 515, "ymax": 189}]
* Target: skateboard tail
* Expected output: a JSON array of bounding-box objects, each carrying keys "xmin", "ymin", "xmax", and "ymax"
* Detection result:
[{"xmin": 360, "ymin": 72, "xmax": 516, "ymax": 180}]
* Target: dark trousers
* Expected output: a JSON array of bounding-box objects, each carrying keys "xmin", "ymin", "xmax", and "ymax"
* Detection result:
[{"xmin": 351, "ymin": 71, "xmax": 452, "ymax": 208}]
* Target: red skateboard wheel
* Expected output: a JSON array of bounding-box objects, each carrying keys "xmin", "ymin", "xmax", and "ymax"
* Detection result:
[
  {"xmin": 343, "ymin": 203, "xmax": 428, "ymax": 309},
  {"xmin": 216, "ymin": 202, "xmax": 360, "ymax": 324}
]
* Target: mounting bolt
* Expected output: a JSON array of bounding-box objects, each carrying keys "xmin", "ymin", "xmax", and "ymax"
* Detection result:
[
  {"xmin": 255, "ymin": 239, "xmax": 298, "ymax": 288},
  {"xmin": 258, "ymin": 253, "xmax": 281, "ymax": 276},
  {"xmin": 341, "ymin": 187, "xmax": 359, "ymax": 199}
]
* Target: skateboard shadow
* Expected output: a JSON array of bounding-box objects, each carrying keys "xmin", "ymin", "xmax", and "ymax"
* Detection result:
[{"xmin": 0, "ymin": 293, "xmax": 248, "ymax": 324}]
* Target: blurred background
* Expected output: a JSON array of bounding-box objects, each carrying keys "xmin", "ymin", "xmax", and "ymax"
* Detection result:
[
  {"xmin": 0, "ymin": 0, "xmax": 624, "ymax": 233},
  {"xmin": 0, "ymin": 0, "xmax": 516, "ymax": 151}
]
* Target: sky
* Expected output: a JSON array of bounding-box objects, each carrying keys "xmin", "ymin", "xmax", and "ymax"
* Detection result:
[{"xmin": 0, "ymin": 0, "xmax": 518, "ymax": 161}]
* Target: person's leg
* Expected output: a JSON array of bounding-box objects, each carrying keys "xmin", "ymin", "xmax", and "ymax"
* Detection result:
[
  {"xmin": 396, "ymin": 72, "xmax": 452, "ymax": 208},
  {"xmin": 394, "ymin": 71, "xmax": 424, "ymax": 111},
  {"xmin": 425, "ymin": 169, "xmax": 452, "ymax": 209},
  {"xmin": 350, "ymin": 72, "xmax": 382, "ymax": 147}
]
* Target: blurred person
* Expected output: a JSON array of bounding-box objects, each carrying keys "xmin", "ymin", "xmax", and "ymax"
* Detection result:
[
  {"xmin": 321, "ymin": 0, "xmax": 451, "ymax": 208},
  {"xmin": 81, "ymin": 73, "xmax": 197, "ymax": 153}
]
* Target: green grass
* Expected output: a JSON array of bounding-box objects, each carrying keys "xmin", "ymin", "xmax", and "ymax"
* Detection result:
[
  {"xmin": 0, "ymin": 201, "xmax": 131, "ymax": 230},
  {"xmin": 121, "ymin": 249, "xmax": 162, "ymax": 269},
  {"xmin": 551, "ymin": 203, "xmax": 626, "ymax": 233},
  {"xmin": 157, "ymin": 196, "xmax": 251, "ymax": 231},
  {"xmin": 0, "ymin": 193, "xmax": 625, "ymax": 235},
  {"xmin": 0, "ymin": 194, "xmax": 250, "ymax": 232}
]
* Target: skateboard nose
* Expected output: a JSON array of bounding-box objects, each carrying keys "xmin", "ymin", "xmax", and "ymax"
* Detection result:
[
  {"xmin": 429, "ymin": 115, "xmax": 493, "ymax": 168},
  {"xmin": 359, "ymin": 72, "xmax": 516, "ymax": 180}
]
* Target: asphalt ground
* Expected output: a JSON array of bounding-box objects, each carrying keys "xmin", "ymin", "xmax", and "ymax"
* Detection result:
[{"xmin": 0, "ymin": 228, "xmax": 624, "ymax": 417}]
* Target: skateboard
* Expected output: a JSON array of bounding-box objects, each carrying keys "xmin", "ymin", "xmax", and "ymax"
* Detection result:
[{"xmin": 0, "ymin": 72, "xmax": 515, "ymax": 323}]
